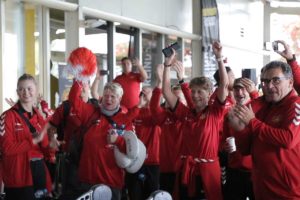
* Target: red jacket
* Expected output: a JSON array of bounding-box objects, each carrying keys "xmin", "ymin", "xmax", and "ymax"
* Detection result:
[
  {"xmin": 174, "ymin": 96, "xmax": 226, "ymax": 160},
  {"xmin": 288, "ymin": 60, "xmax": 300, "ymax": 94},
  {"xmin": 150, "ymin": 87, "xmax": 183, "ymax": 172},
  {"xmin": 0, "ymin": 104, "xmax": 49, "ymax": 187},
  {"xmin": 134, "ymin": 107, "xmax": 161, "ymax": 165},
  {"xmin": 68, "ymin": 81, "xmax": 140, "ymax": 189},
  {"xmin": 238, "ymin": 90, "xmax": 300, "ymax": 199}
]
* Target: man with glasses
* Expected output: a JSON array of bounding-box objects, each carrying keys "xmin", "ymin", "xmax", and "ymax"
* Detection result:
[{"xmin": 228, "ymin": 60, "xmax": 300, "ymax": 199}]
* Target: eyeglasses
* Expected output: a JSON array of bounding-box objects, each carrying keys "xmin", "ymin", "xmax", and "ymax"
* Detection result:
[{"xmin": 260, "ymin": 76, "xmax": 290, "ymax": 87}]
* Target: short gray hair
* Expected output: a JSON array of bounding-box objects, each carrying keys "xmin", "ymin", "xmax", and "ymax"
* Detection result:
[
  {"xmin": 189, "ymin": 76, "xmax": 213, "ymax": 94},
  {"xmin": 104, "ymin": 82, "xmax": 123, "ymax": 98},
  {"xmin": 261, "ymin": 61, "xmax": 293, "ymax": 79}
]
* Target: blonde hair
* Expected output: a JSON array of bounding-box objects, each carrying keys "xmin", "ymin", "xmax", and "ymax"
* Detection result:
[
  {"xmin": 104, "ymin": 82, "xmax": 123, "ymax": 98},
  {"xmin": 17, "ymin": 73, "xmax": 37, "ymax": 88},
  {"xmin": 189, "ymin": 77, "xmax": 213, "ymax": 93}
]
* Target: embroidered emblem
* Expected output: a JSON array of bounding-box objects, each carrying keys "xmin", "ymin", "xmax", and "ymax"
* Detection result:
[
  {"xmin": 293, "ymin": 119, "xmax": 300, "ymax": 126},
  {"xmin": 293, "ymin": 103, "xmax": 300, "ymax": 126}
]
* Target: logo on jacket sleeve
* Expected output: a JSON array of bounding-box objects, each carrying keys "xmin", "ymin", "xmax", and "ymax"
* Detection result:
[
  {"xmin": 0, "ymin": 113, "xmax": 6, "ymax": 136},
  {"xmin": 293, "ymin": 103, "xmax": 300, "ymax": 126}
]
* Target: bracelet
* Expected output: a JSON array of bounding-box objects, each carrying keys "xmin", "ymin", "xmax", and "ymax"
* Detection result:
[
  {"xmin": 287, "ymin": 54, "xmax": 296, "ymax": 62},
  {"xmin": 164, "ymin": 63, "xmax": 172, "ymax": 67},
  {"xmin": 178, "ymin": 79, "xmax": 184, "ymax": 84},
  {"xmin": 216, "ymin": 57, "xmax": 223, "ymax": 62}
]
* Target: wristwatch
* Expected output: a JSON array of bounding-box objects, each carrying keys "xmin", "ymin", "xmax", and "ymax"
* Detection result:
[{"xmin": 287, "ymin": 54, "xmax": 296, "ymax": 62}]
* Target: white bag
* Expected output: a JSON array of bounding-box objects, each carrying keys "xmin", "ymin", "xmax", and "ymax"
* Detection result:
[{"xmin": 114, "ymin": 130, "xmax": 146, "ymax": 173}]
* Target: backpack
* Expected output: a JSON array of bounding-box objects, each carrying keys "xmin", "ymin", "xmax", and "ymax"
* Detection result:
[{"xmin": 66, "ymin": 100, "xmax": 99, "ymax": 166}]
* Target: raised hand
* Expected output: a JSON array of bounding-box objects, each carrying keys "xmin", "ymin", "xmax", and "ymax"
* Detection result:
[
  {"xmin": 5, "ymin": 98, "xmax": 15, "ymax": 107},
  {"xmin": 164, "ymin": 49, "xmax": 177, "ymax": 67},
  {"xmin": 240, "ymin": 78, "xmax": 256, "ymax": 93},
  {"xmin": 275, "ymin": 40, "xmax": 294, "ymax": 60},
  {"xmin": 172, "ymin": 61, "xmax": 184, "ymax": 81},
  {"xmin": 212, "ymin": 41, "xmax": 223, "ymax": 59}
]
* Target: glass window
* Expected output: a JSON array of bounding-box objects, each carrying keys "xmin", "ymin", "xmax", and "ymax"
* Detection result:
[
  {"xmin": 81, "ymin": 17, "xmax": 108, "ymax": 97},
  {"xmin": 183, "ymin": 39, "xmax": 192, "ymax": 81},
  {"xmin": 270, "ymin": 13, "xmax": 300, "ymax": 60},
  {"xmin": 142, "ymin": 32, "xmax": 159, "ymax": 86},
  {"xmin": 49, "ymin": 9, "xmax": 66, "ymax": 107},
  {"xmin": 115, "ymin": 32, "xmax": 131, "ymax": 76},
  {"xmin": 2, "ymin": 1, "xmax": 23, "ymax": 111}
]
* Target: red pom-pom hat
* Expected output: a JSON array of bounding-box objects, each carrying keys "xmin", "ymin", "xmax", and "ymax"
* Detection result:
[{"xmin": 67, "ymin": 47, "xmax": 97, "ymax": 83}]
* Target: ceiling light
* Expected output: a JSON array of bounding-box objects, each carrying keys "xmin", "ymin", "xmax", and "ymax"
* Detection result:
[{"xmin": 270, "ymin": 1, "xmax": 300, "ymax": 8}]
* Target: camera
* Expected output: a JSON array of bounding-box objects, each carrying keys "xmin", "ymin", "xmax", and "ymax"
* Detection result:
[
  {"xmin": 99, "ymin": 69, "xmax": 109, "ymax": 76},
  {"xmin": 272, "ymin": 41, "xmax": 278, "ymax": 51},
  {"xmin": 162, "ymin": 42, "xmax": 180, "ymax": 57}
]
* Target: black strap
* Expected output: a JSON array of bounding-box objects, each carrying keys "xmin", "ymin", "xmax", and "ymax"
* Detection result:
[
  {"xmin": 62, "ymin": 100, "xmax": 71, "ymax": 121},
  {"xmin": 103, "ymin": 115, "xmax": 125, "ymax": 132},
  {"xmin": 13, "ymin": 106, "xmax": 38, "ymax": 137},
  {"xmin": 56, "ymin": 100, "xmax": 71, "ymax": 141}
]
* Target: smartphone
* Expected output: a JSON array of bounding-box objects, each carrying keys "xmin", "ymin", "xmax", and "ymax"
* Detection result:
[
  {"xmin": 242, "ymin": 68, "xmax": 256, "ymax": 84},
  {"xmin": 272, "ymin": 41, "xmax": 278, "ymax": 51},
  {"xmin": 99, "ymin": 70, "xmax": 109, "ymax": 75},
  {"xmin": 162, "ymin": 42, "xmax": 180, "ymax": 57}
]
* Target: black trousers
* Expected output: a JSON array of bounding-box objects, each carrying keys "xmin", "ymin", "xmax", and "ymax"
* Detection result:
[
  {"xmin": 126, "ymin": 165, "xmax": 160, "ymax": 200},
  {"xmin": 223, "ymin": 168, "xmax": 254, "ymax": 200},
  {"xmin": 160, "ymin": 172, "xmax": 176, "ymax": 195},
  {"xmin": 5, "ymin": 186, "xmax": 35, "ymax": 200},
  {"xmin": 30, "ymin": 159, "xmax": 47, "ymax": 200}
]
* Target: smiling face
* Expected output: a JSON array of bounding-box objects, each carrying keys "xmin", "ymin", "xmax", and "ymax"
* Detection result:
[
  {"xmin": 233, "ymin": 86, "xmax": 250, "ymax": 105},
  {"xmin": 261, "ymin": 67, "xmax": 293, "ymax": 103},
  {"xmin": 189, "ymin": 77, "xmax": 213, "ymax": 111},
  {"xmin": 190, "ymin": 85, "xmax": 211, "ymax": 111},
  {"xmin": 17, "ymin": 78, "xmax": 37, "ymax": 105}
]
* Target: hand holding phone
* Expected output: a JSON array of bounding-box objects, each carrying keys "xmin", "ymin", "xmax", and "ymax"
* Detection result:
[
  {"xmin": 272, "ymin": 41, "xmax": 278, "ymax": 51},
  {"xmin": 162, "ymin": 42, "xmax": 180, "ymax": 57}
]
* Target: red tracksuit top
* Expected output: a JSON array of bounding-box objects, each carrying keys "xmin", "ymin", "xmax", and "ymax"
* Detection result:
[
  {"xmin": 289, "ymin": 60, "xmax": 300, "ymax": 94},
  {"xmin": 0, "ymin": 104, "xmax": 49, "ymax": 187},
  {"xmin": 68, "ymin": 81, "xmax": 140, "ymax": 189},
  {"xmin": 150, "ymin": 87, "xmax": 183, "ymax": 172},
  {"xmin": 133, "ymin": 107, "xmax": 161, "ymax": 165},
  {"xmin": 49, "ymin": 101, "xmax": 82, "ymax": 152},
  {"xmin": 238, "ymin": 90, "xmax": 300, "ymax": 199},
  {"xmin": 174, "ymin": 96, "xmax": 226, "ymax": 160},
  {"xmin": 113, "ymin": 72, "xmax": 142, "ymax": 109}
]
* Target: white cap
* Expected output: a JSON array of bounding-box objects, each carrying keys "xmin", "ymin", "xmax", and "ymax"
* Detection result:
[{"xmin": 114, "ymin": 130, "xmax": 146, "ymax": 173}]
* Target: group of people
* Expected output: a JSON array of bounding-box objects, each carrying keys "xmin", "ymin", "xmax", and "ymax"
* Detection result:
[{"xmin": 0, "ymin": 39, "xmax": 300, "ymax": 200}]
